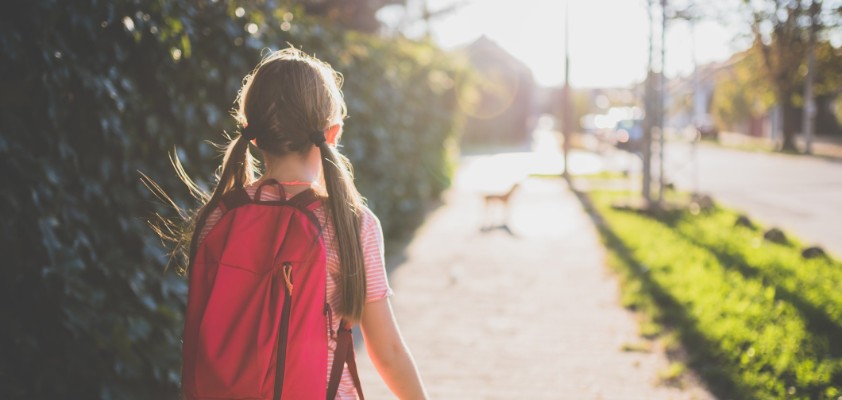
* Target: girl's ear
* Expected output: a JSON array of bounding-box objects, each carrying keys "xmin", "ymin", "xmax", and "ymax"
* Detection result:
[{"xmin": 326, "ymin": 123, "xmax": 342, "ymax": 146}]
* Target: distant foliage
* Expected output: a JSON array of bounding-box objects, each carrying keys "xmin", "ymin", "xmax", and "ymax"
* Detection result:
[
  {"xmin": 711, "ymin": 47, "xmax": 775, "ymax": 130},
  {"xmin": 293, "ymin": 0, "xmax": 406, "ymax": 33},
  {"xmin": 0, "ymin": 1, "xmax": 468, "ymax": 398},
  {"xmin": 712, "ymin": 42, "xmax": 842, "ymax": 136}
]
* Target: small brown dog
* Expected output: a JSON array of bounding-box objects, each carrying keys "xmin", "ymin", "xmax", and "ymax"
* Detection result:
[{"xmin": 481, "ymin": 182, "xmax": 521, "ymax": 233}]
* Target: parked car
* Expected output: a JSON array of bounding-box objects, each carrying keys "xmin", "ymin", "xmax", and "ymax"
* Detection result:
[
  {"xmin": 696, "ymin": 121, "xmax": 719, "ymax": 141},
  {"xmin": 612, "ymin": 119, "xmax": 643, "ymax": 152}
]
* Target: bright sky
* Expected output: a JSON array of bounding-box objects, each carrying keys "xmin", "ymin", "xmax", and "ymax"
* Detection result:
[{"xmin": 379, "ymin": 0, "xmax": 749, "ymax": 88}]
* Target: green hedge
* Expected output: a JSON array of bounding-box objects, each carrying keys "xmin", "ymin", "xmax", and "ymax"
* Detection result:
[
  {"xmin": 587, "ymin": 191, "xmax": 842, "ymax": 399},
  {"xmin": 0, "ymin": 1, "xmax": 468, "ymax": 398}
]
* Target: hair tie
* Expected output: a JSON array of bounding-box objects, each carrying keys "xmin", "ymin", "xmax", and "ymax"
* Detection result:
[
  {"xmin": 241, "ymin": 125, "xmax": 257, "ymax": 141},
  {"xmin": 309, "ymin": 130, "xmax": 327, "ymax": 146}
]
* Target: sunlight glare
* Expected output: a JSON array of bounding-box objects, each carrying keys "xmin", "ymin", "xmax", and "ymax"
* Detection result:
[{"xmin": 413, "ymin": 0, "xmax": 741, "ymax": 88}]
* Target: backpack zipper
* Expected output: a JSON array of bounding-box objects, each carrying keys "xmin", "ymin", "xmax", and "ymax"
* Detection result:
[{"xmin": 273, "ymin": 262, "xmax": 294, "ymax": 400}]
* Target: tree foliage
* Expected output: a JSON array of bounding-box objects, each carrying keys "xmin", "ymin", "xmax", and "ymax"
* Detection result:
[
  {"xmin": 293, "ymin": 0, "xmax": 406, "ymax": 33},
  {"xmin": 0, "ymin": 1, "xmax": 468, "ymax": 398},
  {"xmin": 712, "ymin": 47, "xmax": 776, "ymax": 129},
  {"xmin": 712, "ymin": 40, "xmax": 842, "ymax": 135},
  {"xmin": 740, "ymin": 0, "xmax": 842, "ymax": 150}
]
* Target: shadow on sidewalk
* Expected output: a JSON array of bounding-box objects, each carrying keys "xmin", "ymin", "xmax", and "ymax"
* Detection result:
[{"xmin": 567, "ymin": 183, "xmax": 747, "ymax": 400}]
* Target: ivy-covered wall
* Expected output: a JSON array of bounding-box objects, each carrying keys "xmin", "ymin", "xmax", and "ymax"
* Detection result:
[{"xmin": 0, "ymin": 1, "xmax": 468, "ymax": 398}]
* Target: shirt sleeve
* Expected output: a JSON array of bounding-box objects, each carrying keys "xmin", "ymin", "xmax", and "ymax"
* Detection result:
[
  {"xmin": 197, "ymin": 207, "xmax": 224, "ymax": 245},
  {"xmin": 360, "ymin": 206, "xmax": 394, "ymax": 303}
]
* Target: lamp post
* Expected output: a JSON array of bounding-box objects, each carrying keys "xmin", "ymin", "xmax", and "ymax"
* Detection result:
[
  {"xmin": 562, "ymin": 0, "xmax": 571, "ymax": 179},
  {"xmin": 803, "ymin": 1, "xmax": 819, "ymax": 155},
  {"xmin": 642, "ymin": 0, "xmax": 654, "ymax": 206},
  {"xmin": 657, "ymin": 0, "xmax": 666, "ymax": 205}
]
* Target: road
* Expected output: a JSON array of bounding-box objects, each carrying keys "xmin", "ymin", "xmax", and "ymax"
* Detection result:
[
  {"xmin": 662, "ymin": 143, "xmax": 842, "ymax": 258},
  {"xmin": 477, "ymin": 128, "xmax": 842, "ymax": 258}
]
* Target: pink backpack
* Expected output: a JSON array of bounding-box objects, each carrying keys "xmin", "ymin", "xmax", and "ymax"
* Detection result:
[{"xmin": 181, "ymin": 180, "xmax": 364, "ymax": 399}]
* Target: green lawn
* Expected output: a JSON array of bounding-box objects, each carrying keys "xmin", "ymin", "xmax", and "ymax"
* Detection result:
[{"xmin": 582, "ymin": 190, "xmax": 842, "ymax": 399}]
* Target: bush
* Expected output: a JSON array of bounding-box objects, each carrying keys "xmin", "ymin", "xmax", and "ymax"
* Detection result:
[{"xmin": 0, "ymin": 1, "xmax": 468, "ymax": 398}]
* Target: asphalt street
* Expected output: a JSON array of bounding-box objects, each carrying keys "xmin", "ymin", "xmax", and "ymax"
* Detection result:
[{"xmin": 662, "ymin": 142, "xmax": 842, "ymax": 258}]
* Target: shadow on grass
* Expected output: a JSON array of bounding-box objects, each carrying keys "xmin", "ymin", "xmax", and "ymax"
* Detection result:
[
  {"xmin": 664, "ymin": 224, "xmax": 842, "ymax": 360},
  {"xmin": 569, "ymin": 186, "xmax": 751, "ymax": 400}
]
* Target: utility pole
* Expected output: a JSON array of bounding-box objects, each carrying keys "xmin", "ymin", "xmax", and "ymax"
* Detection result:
[
  {"xmin": 562, "ymin": 0, "xmax": 571, "ymax": 179},
  {"xmin": 642, "ymin": 0, "xmax": 654, "ymax": 207},
  {"xmin": 422, "ymin": 0, "xmax": 431, "ymax": 38},
  {"xmin": 657, "ymin": 0, "xmax": 667, "ymax": 205},
  {"xmin": 419, "ymin": 1, "xmax": 466, "ymax": 40},
  {"xmin": 802, "ymin": 0, "xmax": 819, "ymax": 155},
  {"xmin": 690, "ymin": 12, "xmax": 701, "ymax": 195}
]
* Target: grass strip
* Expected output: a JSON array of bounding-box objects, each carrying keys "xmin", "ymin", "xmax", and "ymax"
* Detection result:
[{"xmin": 579, "ymin": 190, "xmax": 842, "ymax": 400}]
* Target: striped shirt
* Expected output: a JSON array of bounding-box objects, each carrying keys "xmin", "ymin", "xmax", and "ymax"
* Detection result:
[{"xmin": 197, "ymin": 183, "xmax": 393, "ymax": 399}]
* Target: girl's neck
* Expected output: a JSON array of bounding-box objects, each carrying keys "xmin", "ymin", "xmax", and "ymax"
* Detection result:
[{"xmin": 257, "ymin": 149, "xmax": 321, "ymax": 194}]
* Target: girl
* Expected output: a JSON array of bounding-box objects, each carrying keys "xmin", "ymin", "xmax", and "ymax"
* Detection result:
[{"xmin": 182, "ymin": 48, "xmax": 428, "ymax": 399}]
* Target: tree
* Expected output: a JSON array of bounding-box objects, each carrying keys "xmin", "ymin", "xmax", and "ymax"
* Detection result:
[
  {"xmin": 741, "ymin": 0, "xmax": 840, "ymax": 151},
  {"xmin": 711, "ymin": 35, "xmax": 842, "ymax": 138},
  {"xmin": 711, "ymin": 47, "xmax": 775, "ymax": 131},
  {"xmin": 810, "ymin": 40, "xmax": 842, "ymax": 136}
]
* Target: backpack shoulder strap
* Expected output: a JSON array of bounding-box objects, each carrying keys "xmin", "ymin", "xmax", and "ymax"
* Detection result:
[
  {"xmin": 287, "ymin": 188, "xmax": 322, "ymax": 212},
  {"xmin": 220, "ymin": 188, "xmax": 252, "ymax": 212},
  {"xmin": 326, "ymin": 319, "xmax": 364, "ymax": 400}
]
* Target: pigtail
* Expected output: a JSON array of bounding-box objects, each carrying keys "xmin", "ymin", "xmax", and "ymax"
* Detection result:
[
  {"xmin": 188, "ymin": 133, "xmax": 255, "ymax": 265},
  {"xmin": 319, "ymin": 141, "xmax": 367, "ymax": 322}
]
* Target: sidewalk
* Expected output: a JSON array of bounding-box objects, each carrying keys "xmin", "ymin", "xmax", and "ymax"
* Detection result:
[
  {"xmin": 354, "ymin": 155, "xmax": 715, "ymax": 399},
  {"xmin": 717, "ymin": 131, "xmax": 842, "ymax": 161}
]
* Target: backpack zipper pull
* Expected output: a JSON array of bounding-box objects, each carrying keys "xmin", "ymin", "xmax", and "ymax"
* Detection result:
[
  {"xmin": 324, "ymin": 303, "xmax": 335, "ymax": 339},
  {"xmin": 282, "ymin": 262, "xmax": 293, "ymax": 295}
]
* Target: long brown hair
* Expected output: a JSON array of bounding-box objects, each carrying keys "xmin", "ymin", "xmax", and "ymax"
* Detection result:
[{"xmin": 188, "ymin": 48, "xmax": 367, "ymax": 321}]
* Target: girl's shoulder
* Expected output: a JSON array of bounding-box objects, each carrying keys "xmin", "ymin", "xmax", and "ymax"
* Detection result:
[{"xmin": 357, "ymin": 204, "xmax": 382, "ymax": 234}]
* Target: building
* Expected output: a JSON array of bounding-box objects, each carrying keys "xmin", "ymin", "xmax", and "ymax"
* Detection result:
[{"xmin": 459, "ymin": 36, "xmax": 535, "ymax": 146}]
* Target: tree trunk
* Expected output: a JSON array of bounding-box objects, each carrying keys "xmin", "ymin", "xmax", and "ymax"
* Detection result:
[
  {"xmin": 817, "ymin": 95, "xmax": 842, "ymax": 136},
  {"xmin": 778, "ymin": 87, "xmax": 799, "ymax": 152}
]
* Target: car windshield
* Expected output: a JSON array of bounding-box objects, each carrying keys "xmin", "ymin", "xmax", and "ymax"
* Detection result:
[{"xmin": 616, "ymin": 120, "xmax": 638, "ymax": 130}]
